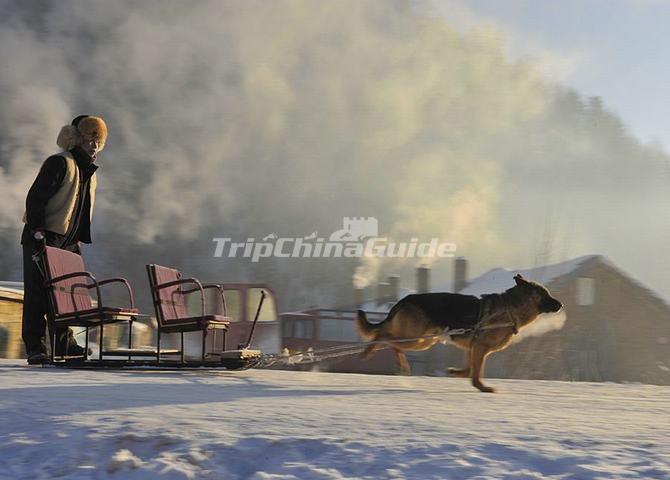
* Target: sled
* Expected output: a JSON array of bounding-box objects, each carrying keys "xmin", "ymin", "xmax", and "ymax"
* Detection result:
[{"xmin": 36, "ymin": 247, "xmax": 261, "ymax": 370}]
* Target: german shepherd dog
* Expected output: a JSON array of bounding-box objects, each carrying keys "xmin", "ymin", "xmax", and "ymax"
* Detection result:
[{"xmin": 356, "ymin": 274, "xmax": 563, "ymax": 392}]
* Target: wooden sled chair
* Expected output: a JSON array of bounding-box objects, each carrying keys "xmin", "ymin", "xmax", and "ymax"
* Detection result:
[
  {"xmin": 146, "ymin": 264, "xmax": 231, "ymax": 364},
  {"xmin": 41, "ymin": 246, "xmax": 140, "ymax": 363}
]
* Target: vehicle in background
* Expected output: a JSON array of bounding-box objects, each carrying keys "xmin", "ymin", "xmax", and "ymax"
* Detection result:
[
  {"xmin": 182, "ymin": 283, "xmax": 281, "ymax": 356},
  {"xmin": 280, "ymin": 309, "xmax": 397, "ymax": 374}
]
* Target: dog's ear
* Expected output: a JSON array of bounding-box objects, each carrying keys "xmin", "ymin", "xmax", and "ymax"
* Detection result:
[{"xmin": 513, "ymin": 274, "xmax": 525, "ymax": 285}]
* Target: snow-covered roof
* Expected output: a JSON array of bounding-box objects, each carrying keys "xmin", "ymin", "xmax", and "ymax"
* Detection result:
[
  {"xmin": 451, "ymin": 255, "xmax": 600, "ymax": 296},
  {"xmin": 359, "ymin": 300, "xmax": 393, "ymax": 313},
  {"xmin": 280, "ymin": 311, "xmax": 317, "ymax": 317},
  {"xmin": 0, "ymin": 281, "xmax": 24, "ymax": 299}
]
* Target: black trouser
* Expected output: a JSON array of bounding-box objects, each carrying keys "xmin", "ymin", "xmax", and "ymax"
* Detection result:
[{"xmin": 21, "ymin": 226, "xmax": 80, "ymax": 354}]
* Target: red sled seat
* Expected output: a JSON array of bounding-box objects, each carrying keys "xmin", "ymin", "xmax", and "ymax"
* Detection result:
[
  {"xmin": 40, "ymin": 245, "xmax": 139, "ymax": 362},
  {"xmin": 146, "ymin": 264, "xmax": 231, "ymax": 363}
]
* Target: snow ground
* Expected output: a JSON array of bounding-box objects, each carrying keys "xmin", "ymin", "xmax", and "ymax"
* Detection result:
[{"xmin": 0, "ymin": 359, "xmax": 668, "ymax": 479}]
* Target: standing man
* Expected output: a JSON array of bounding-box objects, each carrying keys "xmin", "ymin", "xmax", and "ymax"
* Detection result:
[{"xmin": 22, "ymin": 115, "xmax": 107, "ymax": 364}]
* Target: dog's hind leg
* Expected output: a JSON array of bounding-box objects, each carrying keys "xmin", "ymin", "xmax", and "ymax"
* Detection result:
[
  {"xmin": 394, "ymin": 348, "xmax": 411, "ymax": 376},
  {"xmin": 470, "ymin": 344, "xmax": 495, "ymax": 393},
  {"xmin": 361, "ymin": 342, "xmax": 381, "ymax": 360},
  {"xmin": 448, "ymin": 350, "xmax": 471, "ymax": 378}
]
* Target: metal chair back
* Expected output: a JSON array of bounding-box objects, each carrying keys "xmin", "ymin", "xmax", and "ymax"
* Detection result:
[
  {"xmin": 147, "ymin": 264, "xmax": 189, "ymax": 326},
  {"xmin": 43, "ymin": 246, "xmax": 93, "ymax": 316}
]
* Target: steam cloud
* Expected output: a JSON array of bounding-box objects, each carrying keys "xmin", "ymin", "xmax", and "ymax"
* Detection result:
[
  {"xmin": 511, "ymin": 310, "xmax": 568, "ymax": 344},
  {"xmin": 0, "ymin": 0, "xmax": 668, "ymax": 310}
]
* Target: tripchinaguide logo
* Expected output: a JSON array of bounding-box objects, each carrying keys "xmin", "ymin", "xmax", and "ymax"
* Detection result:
[{"xmin": 212, "ymin": 217, "xmax": 456, "ymax": 262}]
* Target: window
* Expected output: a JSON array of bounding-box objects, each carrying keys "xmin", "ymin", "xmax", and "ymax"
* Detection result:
[
  {"xmin": 294, "ymin": 320, "xmax": 314, "ymax": 339},
  {"xmin": 223, "ymin": 289, "xmax": 242, "ymax": 322},
  {"xmin": 282, "ymin": 319, "xmax": 294, "ymax": 338},
  {"xmin": 283, "ymin": 319, "xmax": 315, "ymax": 339},
  {"xmin": 0, "ymin": 326, "xmax": 8, "ymax": 358},
  {"xmin": 247, "ymin": 288, "xmax": 277, "ymax": 322},
  {"xmin": 576, "ymin": 277, "xmax": 595, "ymax": 306},
  {"xmin": 185, "ymin": 287, "xmax": 242, "ymax": 321},
  {"xmin": 318, "ymin": 319, "xmax": 359, "ymax": 342}
]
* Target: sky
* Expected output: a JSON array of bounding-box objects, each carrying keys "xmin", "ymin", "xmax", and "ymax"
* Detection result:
[
  {"xmin": 428, "ymin": 0, "xmax": 670, "ymax": 147},
  {"xmin": 416, "ymin": 0, "xmax": 670, "ymax": 300}
]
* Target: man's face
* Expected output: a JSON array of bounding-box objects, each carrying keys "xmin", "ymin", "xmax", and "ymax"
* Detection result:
[{"xmin": 80, "ymin": 134, "xmax": 102, "ymax": 158}]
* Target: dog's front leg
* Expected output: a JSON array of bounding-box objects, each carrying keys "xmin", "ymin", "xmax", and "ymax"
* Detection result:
[
  {"xmin": 448, "ymin": 350, "xmax": 471, "ymax": 378},
  {"xmin": 394, "ymin": 349, "xmax": 411, "ymax": 376},
  {"xmin": 470, "ymin": 344, "xmax": 495, "ymax": 393}
]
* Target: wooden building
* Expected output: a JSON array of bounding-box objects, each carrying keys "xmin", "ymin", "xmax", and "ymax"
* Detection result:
[{"xmin": 0, "ymin": 282, "xmax": 24, "ymax": 359}]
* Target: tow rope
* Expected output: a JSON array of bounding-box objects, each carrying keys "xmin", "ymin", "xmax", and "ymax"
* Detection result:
[{"xmin": 251, "ymin": 317, "xmax": 518, "ymax": 369}]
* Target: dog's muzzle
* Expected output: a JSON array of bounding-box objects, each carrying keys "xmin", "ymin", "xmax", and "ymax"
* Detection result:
[{"xmin": 543, "ymin": 299, "xmax": 563, "ymax": 313}]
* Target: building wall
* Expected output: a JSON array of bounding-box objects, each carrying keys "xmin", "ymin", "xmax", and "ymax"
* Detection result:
[{"xmin": 0, "ymin": 295, "xmax": 24, "ymax": 359}]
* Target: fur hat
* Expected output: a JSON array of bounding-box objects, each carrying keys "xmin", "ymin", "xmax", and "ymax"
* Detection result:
[{"xmin": 56, "ymin": 115, "xmax": 107, "ymax": 151}]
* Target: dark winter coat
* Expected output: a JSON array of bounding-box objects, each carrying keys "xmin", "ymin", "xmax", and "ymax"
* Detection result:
[{"xmin": 22, "ymin": 145, "xmax": 98, "ymax": 248}]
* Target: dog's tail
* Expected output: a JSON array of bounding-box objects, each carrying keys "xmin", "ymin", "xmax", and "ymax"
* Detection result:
[{"xmin": 356, "ymin": 309, "xmax": 382, "ymax": 341}]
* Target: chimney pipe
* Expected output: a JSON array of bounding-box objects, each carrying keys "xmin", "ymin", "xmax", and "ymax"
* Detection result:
[
  {"xmin": 387, "ymin": 275, "xmax": 399, "ymax": 302},
  {"xmin": 417, "ymin": 265, "xmax": 430, "ymax": 294},
  {"xmin": 354, "ymin": 287, "xmax": 364, "ymax": 308},
  {"xmin": 454, "ymin": 257, "xmax": 468, "ymax": 292},
  {"xmin": 377, "ymin": 282, "xmax": 390, "ymax": 305}
]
